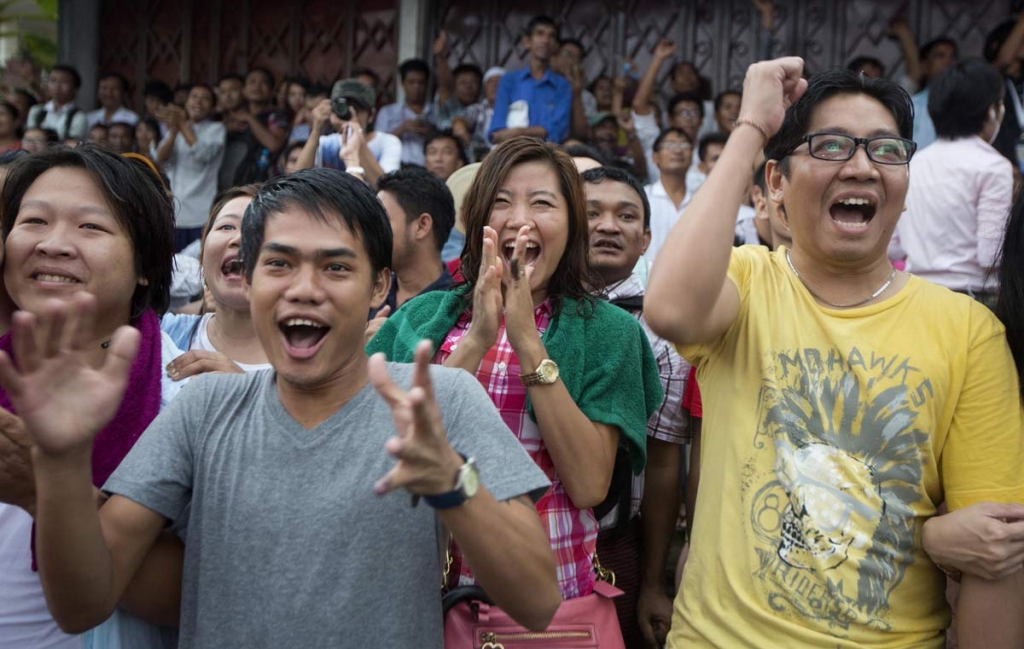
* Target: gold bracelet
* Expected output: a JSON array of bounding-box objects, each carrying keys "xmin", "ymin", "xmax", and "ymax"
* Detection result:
[{"xmin": 735, "ymin": 118, "xmax": 771, "ymax": 145}]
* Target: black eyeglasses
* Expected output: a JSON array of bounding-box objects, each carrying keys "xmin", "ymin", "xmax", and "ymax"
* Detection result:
[{"xmin": 793, "ymin": 132, "xmax": 917, "ymax": 165}]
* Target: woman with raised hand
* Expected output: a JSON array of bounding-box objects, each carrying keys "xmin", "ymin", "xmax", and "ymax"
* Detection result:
[
  {"xmin": 0, "ymin": 145, "xmax": 182, "ymax": 647},
  {"xmin": 368, "ymin": 137, "xmax": 662, "ymax": 605},
  {"xmin": 161, "ymin": 185, "xmax": 270, "ymax": 379}
]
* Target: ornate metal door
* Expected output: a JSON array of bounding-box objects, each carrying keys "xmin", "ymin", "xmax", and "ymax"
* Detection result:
[{"xmin": 99, "ymin": 0, "xmax": 399, "ymax": 107}]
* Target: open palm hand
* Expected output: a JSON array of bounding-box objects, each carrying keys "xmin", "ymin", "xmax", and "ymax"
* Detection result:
[{"xmin": 0, "ymin": 294, "xmax": 139, "ymax": 457}]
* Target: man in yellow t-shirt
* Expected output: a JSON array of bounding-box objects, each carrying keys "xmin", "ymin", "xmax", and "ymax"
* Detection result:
[{"xmin": 645, "ymin": 57, "xmax": 1024, "ymax": 648}]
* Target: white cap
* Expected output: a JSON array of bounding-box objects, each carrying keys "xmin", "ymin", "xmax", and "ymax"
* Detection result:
[{"xmin": 483, "ymin": 67, "xmax": 506, "ymax": 83}]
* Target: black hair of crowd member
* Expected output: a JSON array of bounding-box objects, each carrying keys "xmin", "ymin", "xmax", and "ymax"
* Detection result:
[
  {"xmin": 764, "ymin": 68, "xmax": 913, "ymax": 175},
  {"xmin": 713, "ymin": 90, "xmax": 741, "ymax": 112},
  {"xmin": 452, "ymin": 63, "xmax": 484, "ymax": 84},
  {"xmin": 526, "ymin": 14, "xmax": 560, "ymax": 40},
  {"xmin": 351, "ymin": 67, "xmax": 381, "ymax": 87},
  {"xmin": 144, "ymin": 80, "xmax": 174, "ymax": 104},
  {"xmin": 985, "ymin": 20, "xmax": 1015, "ymax": 63},
  {"xmin": 920, "ymin": 37, "xmax": 958, "ymax": 62},
  {"xmin": 581, "ymin": 166, "xmax": 652, "ymax": 231},
  {"xmin": 667, "ymin": 92, "xmax": 705, "ymax": 120},
  {"xmin": 423, "ymin": 130, "xmax": 470, "ymax": 168},
  {"xmin": 653, "ymin": 127, "xmax": 694, "ymax": 151},
  {"xmin": 399, "ymin": 58, "xmax": 431, "ymax": 83},
  {"xmin": 698, "ymin": 131, "xmax": 729, "ymax": 163},
  {"xmin": 248, "ymin": 67, "xmax": 276, "ymax": 87},
  {"xmin": 377, "ymin": 166, "xmax": 456, "ymax": 254},
  {"xmin": 753, "ymin": 160, "xmax": 768, "ymax": 193},
  {"xmin": 241, "ymin": 167, "xmax": 393, "ymax": 281},
  {"xmin": 98, "ymin": 71, "xmax": 130, "ymax": 93},
  {"xmin": 928, "ymin": 58, "xmax": 1004, "ymax": 139},
  {"xmin": 0, "ymin": 145, "xmax": 174, "ymax": 317},
  {"xmin": 217, "ymin": 72, "xmax": 245, "ymax": 87},
  {"xmin": 846, "ymin": 56, "xmax": 885, "ymax": 76},
  {"xmin": 0, "ymin": 101, "xmax": 19, "ymax": 124},
  {"xmin": 996, "ymin": 189, "xmax": 1024, "ymax": 397},
  {"xmin": 564, "ymin": 143, "xmax": 610, "ymax": 167},
  {"xmin": 50, "ymin": 64, "xmax": 82, "ymax": 89},
  {"xmin": 559, "ymin": 37, "xmax": 585, "ymax": 54}
]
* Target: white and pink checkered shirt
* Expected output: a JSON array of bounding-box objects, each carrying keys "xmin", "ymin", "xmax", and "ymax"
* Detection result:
[{"xmin": 436, "ymin": 301, "xmax": 598, "ymax": 600}]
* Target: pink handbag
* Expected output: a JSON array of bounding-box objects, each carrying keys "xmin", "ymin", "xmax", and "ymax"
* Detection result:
[{"xmin": 443, "ymin": 579, "xmax": 626, "ymax": 649}]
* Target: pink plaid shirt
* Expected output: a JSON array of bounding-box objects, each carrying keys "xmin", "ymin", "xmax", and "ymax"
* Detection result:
[{"xmin": 436, "ymin": 301, "xmax": 598, "ymax": 600}]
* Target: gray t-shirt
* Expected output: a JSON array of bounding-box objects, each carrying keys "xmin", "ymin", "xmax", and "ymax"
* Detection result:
[{"xmin": 104, "ymin": 364, "xmax": 549, "ymax": 649}]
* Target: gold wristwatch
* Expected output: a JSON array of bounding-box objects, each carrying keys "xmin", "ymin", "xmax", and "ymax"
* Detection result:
[{"xmin": 520, "ymin": 358, "xmax": 559, "ymax": 386}]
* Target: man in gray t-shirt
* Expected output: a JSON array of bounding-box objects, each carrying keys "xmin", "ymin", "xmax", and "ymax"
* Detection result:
[{"xmin": 15, "ymin": 168, "xmax": 560, "ymax": 647}]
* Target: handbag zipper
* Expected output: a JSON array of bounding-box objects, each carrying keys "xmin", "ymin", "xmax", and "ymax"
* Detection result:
[{"xmin": 480, "ymin": 629, "xmax": 593, "ymax": 647}]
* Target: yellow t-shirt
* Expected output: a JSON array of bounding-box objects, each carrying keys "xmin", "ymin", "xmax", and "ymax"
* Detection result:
[{"xmin": 669, "ymin": 246, "xmax": 1024, "ymax": 649}]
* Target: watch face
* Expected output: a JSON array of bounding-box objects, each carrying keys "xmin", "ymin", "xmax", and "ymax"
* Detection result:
[
  {"xmin": 461, "ymin": 461, "xmax": 480, "ymax": 498},
  {"xmin": 539, "ymin": 359, "xmax": 559, "ymax": 383}
]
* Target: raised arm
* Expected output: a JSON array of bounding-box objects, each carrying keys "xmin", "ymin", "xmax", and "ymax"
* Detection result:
[
  {"xmin": 888, "ymin": 16, "xmax": 922, "ymax": 88},
  {"xmin": 634, "ymin": 40, "xmax": 676, "ymax": 117},
  {"xmin": 368, "ymin": 343, "xmax": 559, "ymax": 631},
  {"xmin": 433, "ymin": 31, "xmax": 454, "ymax": 106},
  {"xmin": 0, "ymin": 296, "xmax": 167, "ymax": 633},
  {"xmin": 644, "ymin": 57, "xmax": 807, "ymax": 346},
  {"xmin": 295, "ymin": 99, "xmax": 331, "ymax": 171},
  {"xmin": 995, "ymin": 12, "xmax": 1024, "ymax": 73}
]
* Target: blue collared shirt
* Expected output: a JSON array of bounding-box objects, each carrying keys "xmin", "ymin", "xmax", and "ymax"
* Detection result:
[
  {"xmin": 487, "ymin": 67, "xmax": 571, "ymax": 144},
  {"xmin": 912, "ymin": 88, "xmax": 936, "ymax": 151}
]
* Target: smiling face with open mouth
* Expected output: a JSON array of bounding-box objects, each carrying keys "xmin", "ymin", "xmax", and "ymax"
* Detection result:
[
  {"xmin": 5, "ymin": 166, "xmax": 141, "ymax": 336},
  {"xmin": 246, "ymin": 207, "xmax": 389, "ymax": 390},
  {"xmin": 486, "ymin": 160, "xmax": 569, "ymax": 302},
  {"xmin": 773, "ymin": 93, "xmax": 909, "ymax": 266},
  {"xmin": 201, "ymin": 196, "xmax": 252, "ymax": 311}
]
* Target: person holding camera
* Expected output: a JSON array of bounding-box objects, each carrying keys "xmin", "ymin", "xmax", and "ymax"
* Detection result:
[{"xmin": 294, "ymin": 79, "xmax": 401, "ymax": 187}]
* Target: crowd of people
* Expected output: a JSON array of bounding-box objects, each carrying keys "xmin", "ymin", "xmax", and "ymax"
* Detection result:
[{"xmin": 0, "ymin": 2, "xmax": 1022, "ymax": 649}]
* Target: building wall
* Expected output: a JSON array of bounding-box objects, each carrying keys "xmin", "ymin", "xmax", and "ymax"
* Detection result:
[{"xmin": 93, "ymin": 0, "xmax": 1022, "ymax": 110}]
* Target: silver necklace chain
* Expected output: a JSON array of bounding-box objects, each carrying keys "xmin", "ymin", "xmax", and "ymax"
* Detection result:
[{"xmin": 785, "ymin": 249, "xmax": 896, "ymax": 309}]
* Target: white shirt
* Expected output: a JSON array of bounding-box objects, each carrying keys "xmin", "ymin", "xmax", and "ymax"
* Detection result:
[
  {"xmin": 0, "ymin": 334, "xmax": 185, "ymax": 649},
  {"xmin": 193, "ymin": 313, "xmax": 272, "ymax": 373},
  {"xmin": 643, "ymin": 179, "xmax": 692, "ymax": 264},
  {"xmin": 27, "ymin": 101, "xmax": 88, "ymax": 141},
  {"xmin": 86, "ymin": 106, "xmax": 139, "ymax": 128},
  {"xmin": 633, "ymin": 110, "xmax": 702, "ymax": 185},
  {"xmin": 894, "ymin": 136, "xmax": 1013, "ymax": 292},
  {"xmin": 374, "ymin": 102, "xmax": 436, "ymax": 166},
  {"xmin": 162, "ymin": 120, "xmax": 227, "ymax": 229}
]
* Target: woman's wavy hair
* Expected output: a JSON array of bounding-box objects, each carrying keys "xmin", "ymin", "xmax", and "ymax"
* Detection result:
[
  {"xmin": 458, "ymin": 137, "xmax": 599, "ymax": 314},
  {"xmin": 1, "ymin": 145, "xmax": 174, "ymax": 317}
]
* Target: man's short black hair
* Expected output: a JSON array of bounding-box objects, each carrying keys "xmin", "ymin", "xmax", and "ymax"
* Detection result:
[
  {"xmin": 667, "ymin": 92, "xmax": 705, "ymax": 120},
  {"xmin": 928, "ymin": 58, "xmax": 1004, "ymax": 139},
  {"xmin": 144, "ymin": 80, "xmax": 174, "ymax": 103},
  {"xmin": 753, "ymin": 160, "xmax": 768, "ymax": 193},
  {"xmin": 653, "ymin": 127, "xmax": 694, "ymax": 152},
  {"xmin": 307, "ymin": 82, "xmax": 331, "ymax": 98},
  {"xmin": 376, "ymin": 166, "xmax": 456, "ymax": 254},
  {"xmin": 452, "ymin": 63, "xmax": 483, "ymax": 83},
  {"xmin": 559, "ymin": 37, "xmax": 585, "ymax": 53},
  {"xmin": 351, "ymin": 67, "xmax": 381, "ymax": 87},
  {"xmin": 564, "ymin": 142, "xmax": 610, "ymax": 166},
  {"xmin": 713, "ymin": 90, "xmax": 741, "ymax": 112},
  {"xmin": 242, "ymin": 168, "xmax": 393, "ymax": 280},
  {"xmin": 526, "ymin": 14, "xmax": 559, "ymax": 40},
  {"xmin": 581, "ymin": 166, "xmax": 652, "ymax": 230},
  {"xmin": 847, "ymin": 56, "xmax": 885, "ymax": 76},
  {"xmin": 108, "ymin": 121, "xmax": 134, "ymax": 135},
  {"xmin": 247, "ymin": 67, "xmax": 275, "ymax": 87},
  {"xmin": 698, "ymin": 131, "xmax": 729, "ymax": 163},
  {"xmin": 1, "ymin": 145, "xmax": 174, "ymax": 317},
  {"xmin": 98, "ymin": 72, "xmax": 130, "ymax": 93},
  {"xmin": 50, "ymin": 64, "xmax": 81, "ymax": 89},
  {"xmin": 399, "ymin": 58, "xmax": 431, "ymax": 82},
  {"xmin": 920, "ymin": 37, "xmax": 957, "ymax": 61},
  {"xmin": 424, "ymin": 130, "xmax": 470, "ymax": 167},
  {"xmin": 217, "ymin": 72, "xmax": 244, "ymax": 87},
  {"xmin": 764, "ymin": 68, "xmax": 913, "ymax": 173}
]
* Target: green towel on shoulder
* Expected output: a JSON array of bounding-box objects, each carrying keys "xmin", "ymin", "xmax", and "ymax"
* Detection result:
[{"xmin": 366, "ymin": 288, "xmax": 663, "ymax": 473}]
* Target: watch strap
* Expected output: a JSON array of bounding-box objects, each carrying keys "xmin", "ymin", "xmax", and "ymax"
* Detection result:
[{"xmin": 424, "ymin": 454, "xmax": 471, "ymax": 510}]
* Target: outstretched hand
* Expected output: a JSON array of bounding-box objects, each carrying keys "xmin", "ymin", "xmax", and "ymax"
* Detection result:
[
  {"xmin": 0, "ymin": 294, "xmax": 140, "ymax": 458},
  {"xmin": 369, "ymin": 341, "xmax": 463, "ymax": 498},
  {"xmin": 738, "ymin": 57, "xmax": 807, "ymax": 139}
]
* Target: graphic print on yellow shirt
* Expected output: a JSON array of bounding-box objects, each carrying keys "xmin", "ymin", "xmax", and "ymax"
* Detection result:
[
  {"xmin": 750, "ymin": 344, "xmax": 928, "ymax": 629},
  {"xmin": 670, "ymin": 246, "xmax": 1024, "ymax": 649}
]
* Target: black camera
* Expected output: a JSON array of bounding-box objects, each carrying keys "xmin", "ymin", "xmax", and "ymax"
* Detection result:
[{"xmin": 332, "ymin": 97, "xmax": 352, "ymax": 121}]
